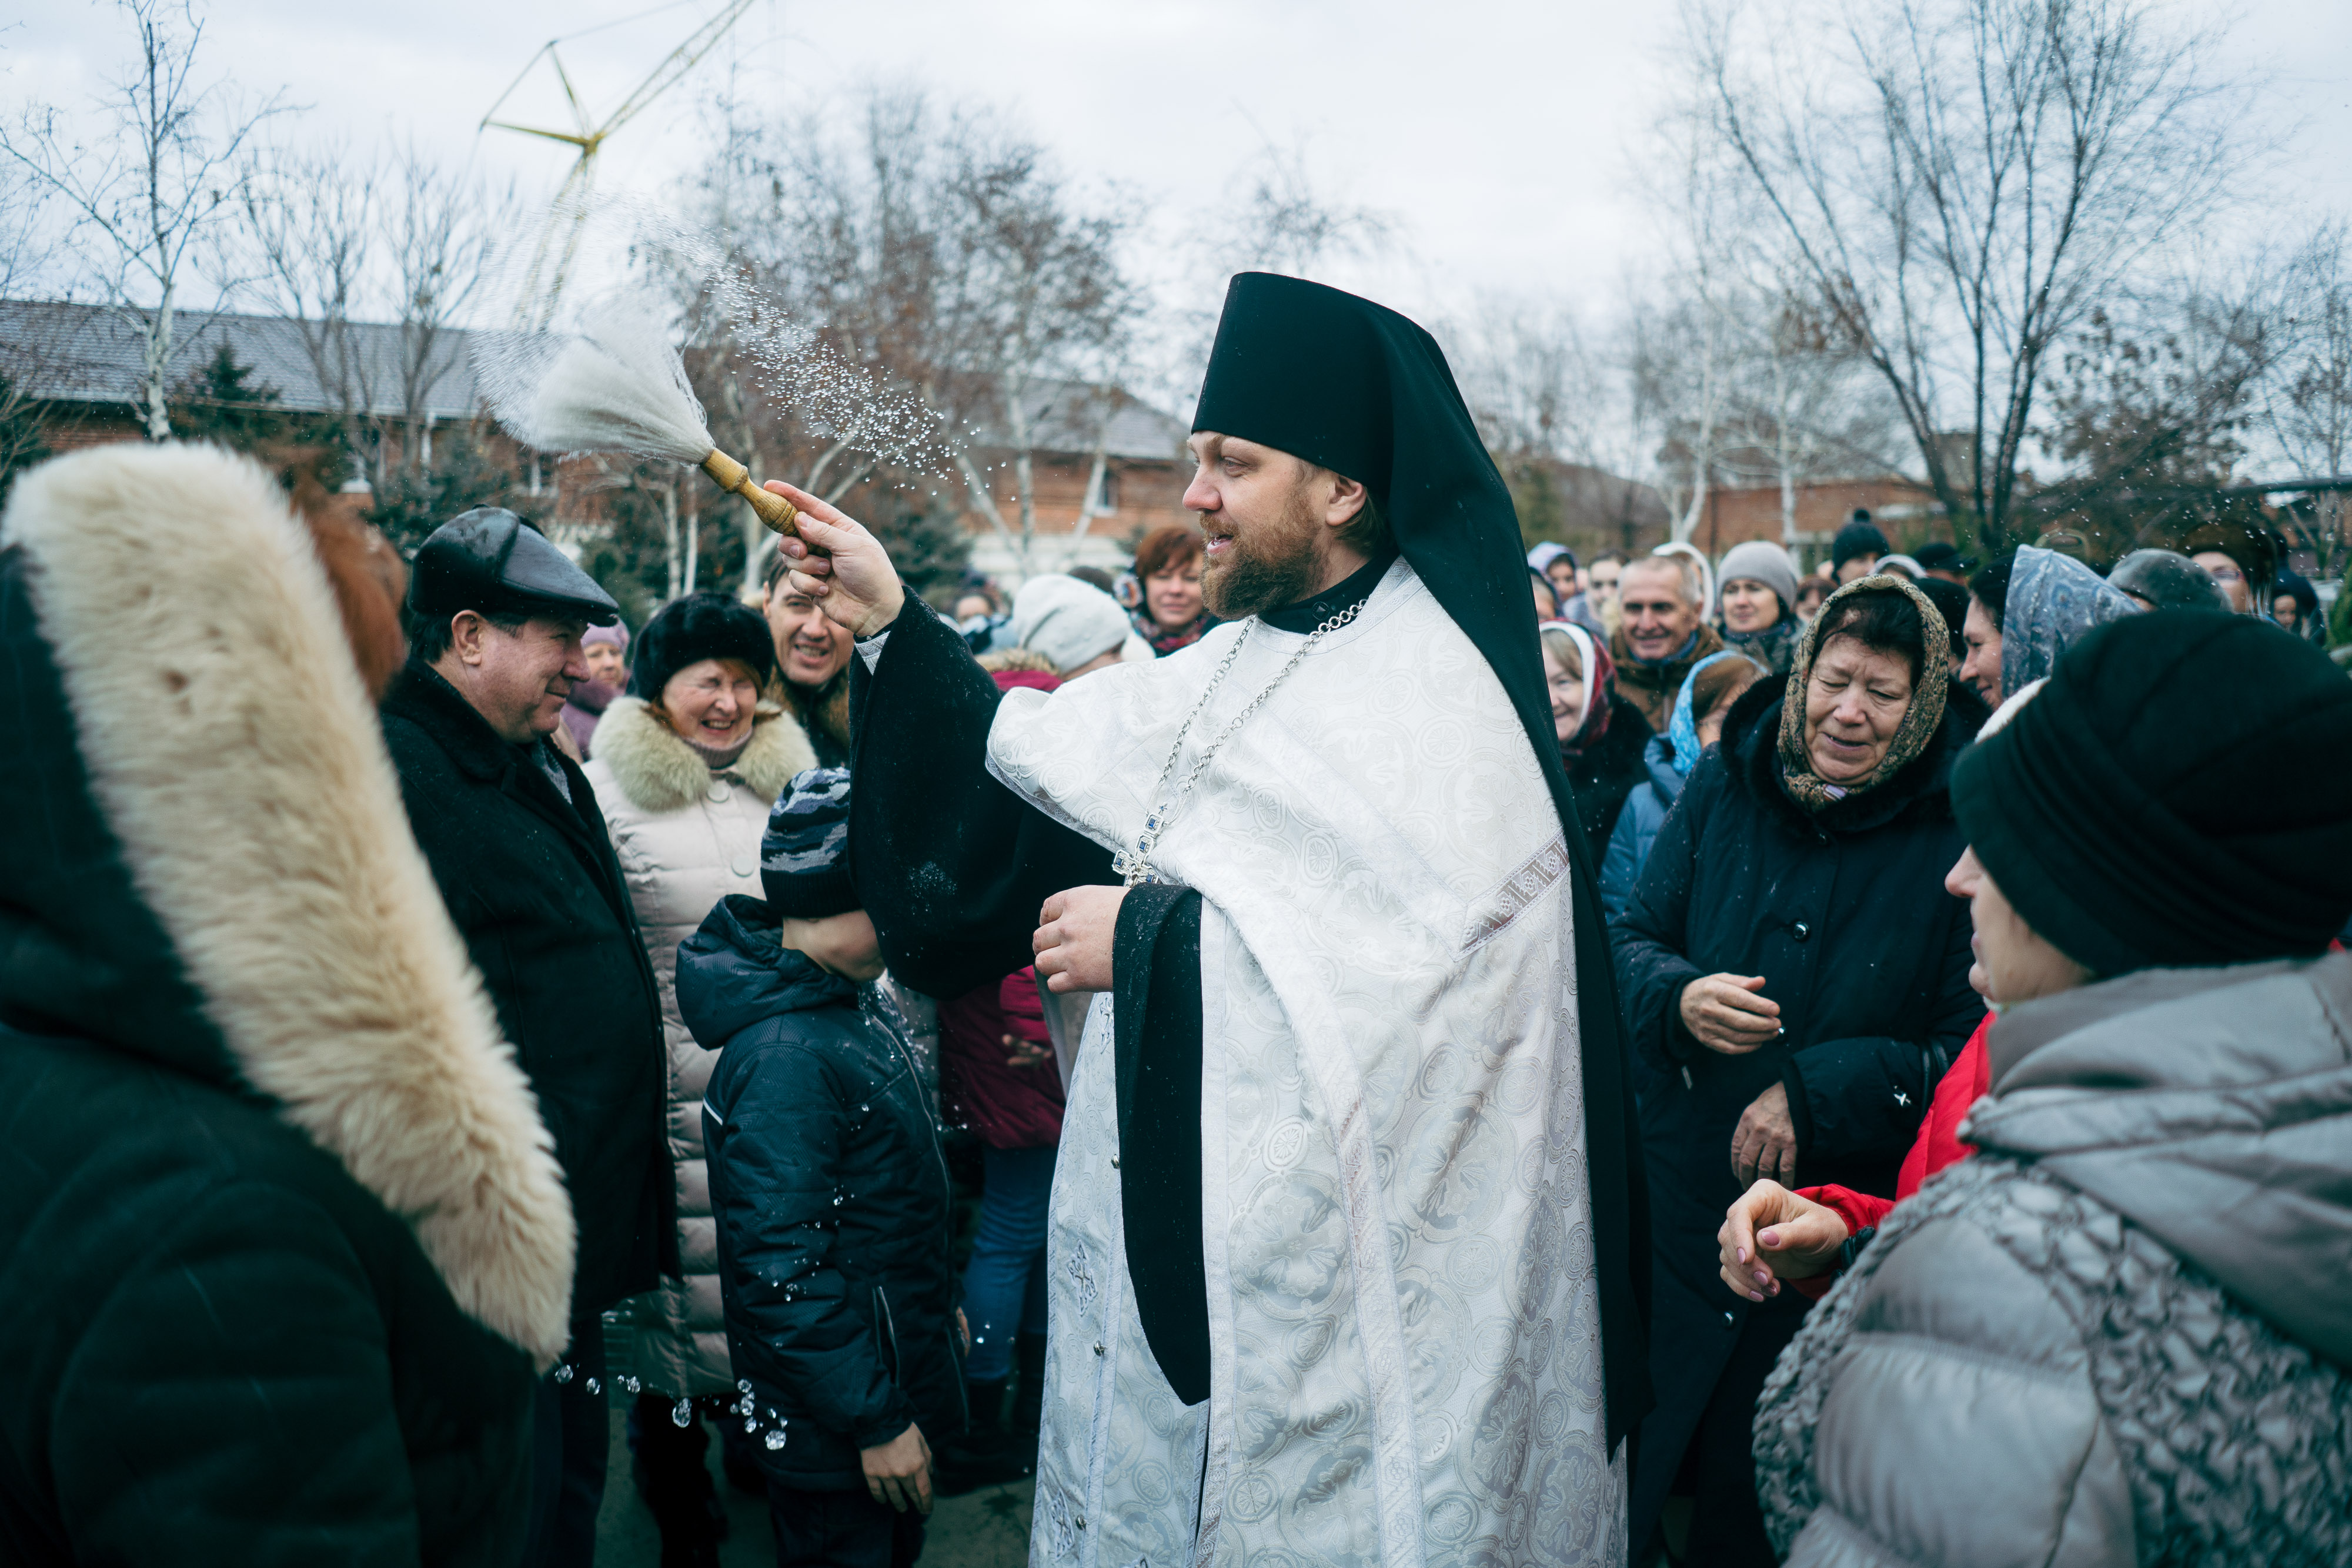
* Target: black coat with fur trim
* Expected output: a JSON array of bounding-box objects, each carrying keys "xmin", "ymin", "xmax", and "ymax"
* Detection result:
[
  {"xmin": 1608, "ymin": 677, "xmax": 1987, "ymax": 1546},
  {"xmin": 383, "ymin": 657, "xmax": 676, "ymax": 1312},
  {"xmin": 0, "ymin": 445, "xmax": 579, "ymax": 1566}
]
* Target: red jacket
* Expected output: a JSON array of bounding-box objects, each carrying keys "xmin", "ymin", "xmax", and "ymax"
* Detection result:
[
  {"xmin": 938, "ymin": 965, "xmax": 1064, "ymax": 1150},
  {"xmin": 1795, "ymin": 1012, "xmax": 1993, "ymax": 1296},
  {"xmin": 934, "ymin": 666, "xmax": 1070, "ymax": 1152}
]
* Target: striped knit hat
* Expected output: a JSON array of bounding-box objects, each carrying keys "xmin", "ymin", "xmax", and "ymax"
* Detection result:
[{"xmin": 760, "ymin": 767, "xmax": 856, "ymax": 918}]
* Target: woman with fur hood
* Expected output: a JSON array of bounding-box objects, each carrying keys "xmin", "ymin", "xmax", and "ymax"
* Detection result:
[
  {"xmin": 0, "ymin": 445, "xmax": 575, "ymax": 1564},
  {"xmin": 1739, "ymin": 611, "xmax": 2352, "ymax": 1566},
  {"xmin": 582, "ymin": 591, "xmax": 815, "ymax": 1567}
]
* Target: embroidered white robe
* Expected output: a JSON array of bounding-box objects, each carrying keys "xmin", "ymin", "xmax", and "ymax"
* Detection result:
[{"xmin": 986, "ymin": 561, "xmax": 1624, "ymax": 1568}]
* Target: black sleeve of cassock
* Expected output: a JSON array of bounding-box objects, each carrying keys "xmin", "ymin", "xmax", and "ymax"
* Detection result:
[
  {"xmin": 844, "ymin": 597, "xmax": 1117, "ymax": 998},
  {"xmin": 1113, "ymin": 884, "xmax": 1210, "ymax": 1406}
]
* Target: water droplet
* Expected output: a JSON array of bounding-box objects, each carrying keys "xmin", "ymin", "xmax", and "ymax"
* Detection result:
[
  {"xmin": 585, "ymin": 1378, "xmax": 600, "ymax": 1395},
  {"xmin": 858, "ymin": 1104, "xmax": 870, "ymax": 1114},
  {"xmin": 672, "ymin": 1399, "xmax": 693, "ymax": 1428},
  {"xmin": 621, "ymin": 1375, "xmax": 642, "ymax": 1395},
  {"xmin": 764, "ymin": 1427, "xmax": 789, "ymax": 1450},
  {"xmin": 738, "ymin": 1379, "xmax": 753, "ymax": 1393},
  {"xmin": 553, "ymin": 1364, "xmax": 574, "ymax": 1384},
  {"xmin": 832, "ymin": 1196, "xmax": 843, "ymax": 1206},
  {"xmin": 743, "ymin": 1417, "xmax": 758, "ymax": 1435}
]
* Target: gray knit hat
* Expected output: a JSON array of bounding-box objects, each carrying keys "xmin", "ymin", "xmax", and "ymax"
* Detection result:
[
  {"xmin": 1716, "ymin": 540, "xmax": 1799, "ymax": 616},
  {"xmin": 760, "ymin": 767, "xmax": 856, "ymax": 918}
]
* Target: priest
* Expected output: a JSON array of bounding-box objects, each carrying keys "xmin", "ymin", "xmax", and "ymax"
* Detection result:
[{"xmin": 774, "ymin": 273, "xmax": 1650, "ymax": 1567}]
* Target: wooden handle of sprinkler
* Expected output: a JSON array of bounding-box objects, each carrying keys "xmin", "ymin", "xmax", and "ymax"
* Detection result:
[{"xmin": 700, "ymin": 449, "xmax": 799, "ymax": 537}]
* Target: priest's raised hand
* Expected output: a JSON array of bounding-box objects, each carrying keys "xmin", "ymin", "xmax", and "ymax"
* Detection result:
[{"xmin": 764, "ymin": 479, "xmax": 905, "ymax": 638}]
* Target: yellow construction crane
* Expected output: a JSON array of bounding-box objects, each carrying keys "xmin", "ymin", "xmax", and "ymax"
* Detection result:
[{"xmin": 482, "ymin": 0, "xmax": 760, "ymax": 322}]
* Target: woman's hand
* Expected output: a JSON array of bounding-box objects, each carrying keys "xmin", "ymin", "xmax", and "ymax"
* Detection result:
[
  {"xmin": 1730, "ymin": 1081, "xmax": 1799, "ymax": 1185},
  {"xmin": 769, "ymin": 482, "xmax": 907, "ymax": 640},
  {"xmin": 1003, "ymin": 1032, "xmax": 1052, "ymax": 1070},
  {"xmin": 1033, "ymin": 885, "xmax": 1128, "ymax": 994},
  {"xmin": 1679, "ymin": 972, "xmax": 1782, "ymax": 1054},
  {"xmin": 1719, "ymin": 1181, "xmax": 1850, "ymax": 1300}
]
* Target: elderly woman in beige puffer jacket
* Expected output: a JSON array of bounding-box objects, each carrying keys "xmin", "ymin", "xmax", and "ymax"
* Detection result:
[{"xmin": 582, "ymin": 593, "xmax": 814, "ymax": 1564}]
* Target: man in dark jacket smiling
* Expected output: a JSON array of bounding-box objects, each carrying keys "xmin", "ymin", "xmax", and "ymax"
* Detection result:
[
  {"xmin": 380, "ymin": 507, "xmax": 671, "ymax": 1568},
  {"xmin": 1611, "ymin": 576, "xmax": 1987, "ymax": 1564},
  {"xmin": 687, "ymin": 767, "xmax": 963, "ymax": 1567}
]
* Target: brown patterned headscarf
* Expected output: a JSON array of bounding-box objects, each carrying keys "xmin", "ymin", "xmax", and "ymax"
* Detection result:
[{"xmin": 1776, "ymin": 574, "xmax": 1949, "ymax": 813}]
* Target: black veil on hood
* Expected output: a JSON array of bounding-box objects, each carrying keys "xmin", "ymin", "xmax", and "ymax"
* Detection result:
[{"xmin": 1192, "ymin": 271, "xmax": 1653, "ymax": 1447}]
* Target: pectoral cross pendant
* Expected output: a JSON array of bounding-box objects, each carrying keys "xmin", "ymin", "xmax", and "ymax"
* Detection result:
[{"xmin": 1114, "ymin": 820, "xmax": 1160, "ymax": 887}]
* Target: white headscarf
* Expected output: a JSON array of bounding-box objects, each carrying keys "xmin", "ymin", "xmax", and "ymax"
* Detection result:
[
  {"xmin": 1010, "ymin": 574, "xmax": 1150, "ymax": 674},
  {"xmin": 1539, "ymin": 619, "xmax": 1606, "ymax": 746}
]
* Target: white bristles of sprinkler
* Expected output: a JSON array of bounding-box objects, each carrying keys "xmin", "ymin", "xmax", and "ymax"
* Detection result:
[{"xmin": 477, "ymin": 302, "xmax": 799, "ymax": 537}]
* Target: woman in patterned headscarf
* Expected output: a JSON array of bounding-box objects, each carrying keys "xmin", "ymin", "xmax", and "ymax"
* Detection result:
[{"xmin": 1608, "ymin": 574, "xmax": 1990, "ymax": 1567}]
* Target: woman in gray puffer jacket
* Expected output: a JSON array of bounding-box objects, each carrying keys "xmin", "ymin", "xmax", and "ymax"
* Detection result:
[{"xmin": 1747, "ymin": 611, "xmax": 2352, "ymax": 1567}]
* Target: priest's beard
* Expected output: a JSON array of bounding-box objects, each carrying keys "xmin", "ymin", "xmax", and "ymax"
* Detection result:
[{"xmin": 1200, "ymin": 480, "xmax": 1326, "ymax": 620}]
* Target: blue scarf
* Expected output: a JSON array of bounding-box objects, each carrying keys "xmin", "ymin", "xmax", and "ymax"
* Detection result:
[{"xmin": 1666, "ymin": 650, "xmax": 1745, "ymax": 777}]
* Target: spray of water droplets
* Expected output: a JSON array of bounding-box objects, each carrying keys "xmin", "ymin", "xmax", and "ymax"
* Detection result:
[{"xmin": 471, "ymin": 192, "xmax": 950, "ymax": 478}]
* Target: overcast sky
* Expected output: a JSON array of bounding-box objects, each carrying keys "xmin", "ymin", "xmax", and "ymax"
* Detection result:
[{"xmin": 7, "ymin": 0, "xmax": 2348, "ymax": 363}]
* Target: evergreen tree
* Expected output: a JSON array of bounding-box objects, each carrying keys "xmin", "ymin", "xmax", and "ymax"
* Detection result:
[
  {"xmin": 171, "ymin": 344, "xmax": 286, "ymax": 452},
  {"xmin": 367, "ymin": 425, "xmax": 537, "ymax": 554},
  {"xmin": 0, "ymin": 373, "xmax": 50, "ymax": 504}
]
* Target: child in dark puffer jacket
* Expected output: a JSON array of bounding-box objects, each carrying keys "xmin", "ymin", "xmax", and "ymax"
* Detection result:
[{"xmin": 682, "ymin": 767, "xmax": 964, "ymax": 1567}]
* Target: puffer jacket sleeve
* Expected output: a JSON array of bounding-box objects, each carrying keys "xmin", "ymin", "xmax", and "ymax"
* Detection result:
[
  {"xmin": 1782, "ymin": 894, "xmax": 1982, "ymax": 1167},
  {"xmin": 51, "ymin": 1183, "xmax": 441, "ymax": 1567},
  {"xmin": 1610, "ymin": 758, "xmax": 1718, "ymax": 1069},
  {"xmin": 708, "ymin": 1031, "xmax": 916, "ymax": 1451},
  {"xmin": 1597, "ymin": 788, "xmax": 1651, "ymax": 925},
  {"xmin": 1764, "ymin": 1211, "xmax": 2137, "ymax": 1567}
]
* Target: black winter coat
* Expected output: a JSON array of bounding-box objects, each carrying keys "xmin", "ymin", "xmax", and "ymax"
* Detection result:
[
  {"xmin": 1609, "ymin": 677, "xmax": 1987, "ymax": 1546},
  {"xmin": 1563, "ymin": 692, "xmax": 1654, "ymax": 863},
  {"xmin": 682, "ymin": 897, "xmax": 965, "ymax": 1490},
  {"xmin": 382, "ymin": 657, "xmax": 673, "ymax": 1313}
]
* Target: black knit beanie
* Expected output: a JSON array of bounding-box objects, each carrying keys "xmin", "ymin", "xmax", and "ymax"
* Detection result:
[
  {"xmin": 1832, "ymin": 520, "xmax": 1890, "ymax": 574},
  {"xmin": 1952, "ymin": 610, "xmax": 2352, "ymax": 977},
  {"xmin": 626, "ymin": 592, "xmax": 777, "ymax": 703},
  {"xmin": 761, "ymin": 767, "xmax": 857, "ymax": 919}
]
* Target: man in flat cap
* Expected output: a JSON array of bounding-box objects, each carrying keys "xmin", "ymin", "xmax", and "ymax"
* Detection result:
[
  {"xmin": 382, "ymin": 507, "xmax": 672, "ymax": 1568},
  {"xmin": 773, "ymin": 275, "xmax": 1649, "ymax": 1566}
]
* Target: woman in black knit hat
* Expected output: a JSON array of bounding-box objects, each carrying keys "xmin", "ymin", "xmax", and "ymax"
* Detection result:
[{"xmin": 1732, "ymin": 611, "xmax": 2352, "ymax": 1568}]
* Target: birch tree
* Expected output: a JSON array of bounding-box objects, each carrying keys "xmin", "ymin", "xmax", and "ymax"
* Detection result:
[{"xmin": 0, "ymin": 0, "xmax": 285, "ymax": 440}]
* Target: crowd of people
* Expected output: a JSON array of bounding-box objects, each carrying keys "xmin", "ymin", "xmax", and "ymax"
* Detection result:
[{"xmin": 2, "ymin": 418, "xmax": 2346, "ymax": 1568}]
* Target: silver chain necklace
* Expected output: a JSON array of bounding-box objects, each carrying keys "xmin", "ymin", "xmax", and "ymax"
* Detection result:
[{"xmin": 1112, "ymin": 600, "xmax": 1367, "ymax": 887}]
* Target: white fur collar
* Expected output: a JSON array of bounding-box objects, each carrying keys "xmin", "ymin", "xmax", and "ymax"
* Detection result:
[
  {"xmin": 2, "ymin": 444, "xmax": 575, "ymax": 1365},
  {"xmin": 589, "ymin": 694, "xmax": 814, "ymax": 812}
]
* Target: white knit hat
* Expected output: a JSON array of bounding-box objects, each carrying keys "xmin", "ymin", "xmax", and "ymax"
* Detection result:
[{"xmin": 1010, "ymin": 574, "xmax": 1141, "ymax": 675}]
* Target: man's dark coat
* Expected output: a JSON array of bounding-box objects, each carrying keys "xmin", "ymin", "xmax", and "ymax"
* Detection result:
[{"xmin": 382, "ymin": 657, "xmax": 674, "ymax": 1310}]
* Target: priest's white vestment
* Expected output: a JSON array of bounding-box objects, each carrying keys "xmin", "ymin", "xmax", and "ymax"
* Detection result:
[{"xmin": 985, "ymin": 560, "xmax": 1625, "ymax": 1568}]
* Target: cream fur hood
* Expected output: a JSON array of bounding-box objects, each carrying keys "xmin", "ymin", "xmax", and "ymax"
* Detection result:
[
  {"xmin": 0, "ymin": 443, "xmax": 576, "ymax": 1366},
  {"xmin": 586, "ymin": 694, "xmax": 814, "ymax": 814}
]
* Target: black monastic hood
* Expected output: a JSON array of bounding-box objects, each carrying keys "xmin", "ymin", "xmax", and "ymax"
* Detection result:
[{"xmin": 1192, "ymin": 272, "xmax": 1654, "ymax": 1447}]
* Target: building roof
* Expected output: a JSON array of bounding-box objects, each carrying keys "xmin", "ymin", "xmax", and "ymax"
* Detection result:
[
  {"xmin": 956, "ymin": 376, "xmax": 1188, "ymax": 463},
  {"xmin": 0, "ymin": 298, "xmax": 483, "ymax": 423},
  {"xmin": 1, "ymin": 297, "xmax": 1192, "ymax": 462}
]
